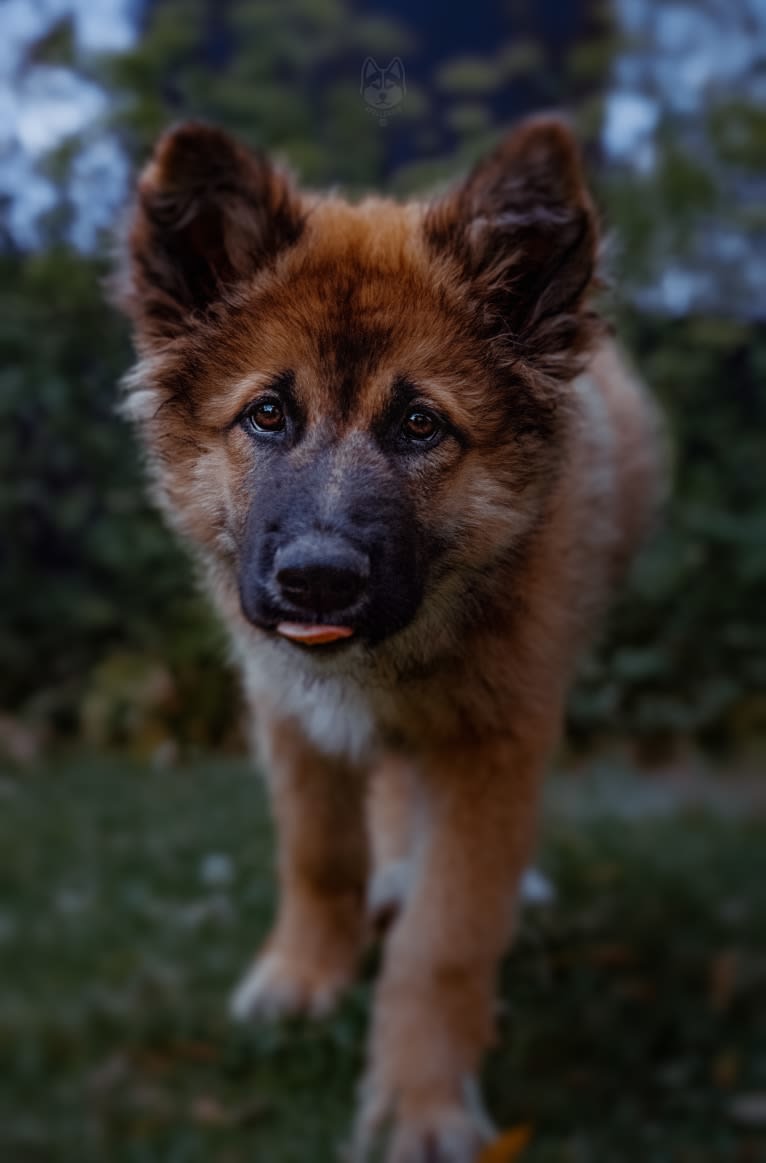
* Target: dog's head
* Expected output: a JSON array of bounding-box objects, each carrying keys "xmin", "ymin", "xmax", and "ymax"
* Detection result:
[
  {"xmin": 361, "ymin": 57, "xmax": 406, "ymax": 112},
  {"xmin": 116, "ymin": 117, "xmax": 600, "ymax": 659}
]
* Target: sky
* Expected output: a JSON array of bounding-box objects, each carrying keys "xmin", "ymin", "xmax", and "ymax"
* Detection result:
[{"xmin": 0, "ymin": 0, "xmax": 136, "ymax": 246}]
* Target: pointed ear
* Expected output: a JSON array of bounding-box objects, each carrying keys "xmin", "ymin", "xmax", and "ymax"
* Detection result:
[
  {"xmin": 117, "ymin": 122, "xmax": 304, "ymax": 346},
  {"xmin": 387, "ymin": 58, "xmax": 405, "ymax": 88},
  {"xmin": 424, "ymin": 116, "xmax": 601, "ymax": 373},
  {"xmin": 361, "ymin": 57, "xmax": 378, "ymax": 89}
]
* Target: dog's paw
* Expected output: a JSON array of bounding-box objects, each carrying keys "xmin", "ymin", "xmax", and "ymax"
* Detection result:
[
  {"xmin": 229, "ymin": 949, "xmax": 351, "ymax": 1022},
  {"xmin": 350, "ymin": 1077, "xmax": 492, "ymax": 1163},
  {"xmin": 519, "ymin": 866, "xmax": 556, "ymax": 908},
  {"xmin": 387, "ymin": 1112, "xmax": 488, "ymax": 1163},
  {"xmin": 367, "ymin": 860, "xmax": 411, "ymax": 932},
  {"xmin": 351, "ymin": 1104, "xmax": 488, "ymax": 1163}
]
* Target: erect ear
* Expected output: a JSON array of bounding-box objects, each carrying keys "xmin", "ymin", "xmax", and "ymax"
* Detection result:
[
  {"xmin": 387, "ymin": 58, "xmax": 405, "ymax": 88},
  {"xmin": 117, "ymin": 122, "xmax": 304, "ymax": 347},
  {"xmin": 361, "ymin": 57, "xmax": 379, "ymax": 90},
  {"xmin": 424, "ymin": 116, "xmax": 601, "ymax": 372}
]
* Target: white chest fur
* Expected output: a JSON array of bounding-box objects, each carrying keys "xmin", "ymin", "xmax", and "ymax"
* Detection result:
[{"xmin": 241, "ymin": 637, "xmax": 384, "ymax": 762}]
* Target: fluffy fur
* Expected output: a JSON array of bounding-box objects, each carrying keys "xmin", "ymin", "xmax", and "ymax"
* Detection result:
[{"xmin": 115, "ymin": 115, "xmax": 665, "ymax": 1163}]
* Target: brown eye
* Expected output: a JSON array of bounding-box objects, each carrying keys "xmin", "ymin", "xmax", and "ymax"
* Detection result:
[
  {"xmin": 246, "ymin": 398, "xmax": 285, "ymax": 433},
  {"xmin": 402, "ymin": 409, "xmax": 440, "ymax": 442}
]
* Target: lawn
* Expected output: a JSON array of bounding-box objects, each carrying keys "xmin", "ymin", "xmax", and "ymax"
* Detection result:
[{"xmin": 1, "ymin": 757, "xmax": 765, "ymax": 1162}]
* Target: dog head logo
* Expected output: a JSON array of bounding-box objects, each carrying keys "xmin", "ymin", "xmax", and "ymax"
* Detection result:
[{"xmin": 361, "ymin": 57, "xmax": 405, "ymax": 124}]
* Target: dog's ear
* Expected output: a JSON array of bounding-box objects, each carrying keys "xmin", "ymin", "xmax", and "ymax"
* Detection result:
[
  {"xmin": 117, "ymin": 122, "xmax": 304, "ymax": 347},
  {"xmin": 424, "ymin": 116, "xmax": 600, "ymax": 370},
  {"xmin": 386, "ymin": 58, "xmax": 405, "ymax": 89},
  {"xmin": 361, "ymin": 57, "xmax": 379, "ymax": 90}
]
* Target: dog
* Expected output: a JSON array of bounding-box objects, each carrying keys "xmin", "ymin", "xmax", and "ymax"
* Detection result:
[
  {"xmin": 361, "ymin": 57, "xmax": 406, "ymax": 121},
  {"xmin": 115, "ymin": 115, "xmax": 664, "ymax": 1162}
]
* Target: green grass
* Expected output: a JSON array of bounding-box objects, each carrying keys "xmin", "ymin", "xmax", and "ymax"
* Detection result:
[{"xmin": 1, "ymin": 758, "xmax": 765, "ymax": 1162}]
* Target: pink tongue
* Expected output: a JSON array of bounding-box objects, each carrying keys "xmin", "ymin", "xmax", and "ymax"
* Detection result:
[{"xmin": 276, "ymin": 622, "xmax": 355, "ymax": 646}]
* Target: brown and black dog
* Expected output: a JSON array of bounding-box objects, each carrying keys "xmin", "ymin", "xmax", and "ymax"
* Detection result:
[{"xmin": 116, "ymin": 116, "xmax": 664, "ymax": 1162}]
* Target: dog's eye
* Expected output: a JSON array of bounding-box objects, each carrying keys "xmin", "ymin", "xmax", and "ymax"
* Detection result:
[
  {"xmin": 245, "ymin": 398, "xmax": 285, "ymax": 434},
  {"xmin": 402, "ymin": 409, "xmax": 440, "ymax": 442}
]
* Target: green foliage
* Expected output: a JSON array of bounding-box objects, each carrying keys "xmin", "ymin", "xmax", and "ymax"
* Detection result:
[
  {"xmin": 708, "ymin": 99, "xmax": 766, "ymax": 172},
  {"xmin": 24, "ymin": 15, "xmax": 77, "ymax": 68},
  {"xmin": 435, "ymin": 56, "xmax": 504, "ymax": 95},
  {"xmin": 495, "ymin": 40, "xmax": 546, "ymax": 83},
  {"xmin": 0, "ymin": 248, "xmax": 237, "ymax": 750},
  {"xmin": 571, "ymin": 314, "xmax": 766, "ymax": 746},
  {"xmin": 103, "ymin": 0, "xmax": 408, "ymax": 190}
]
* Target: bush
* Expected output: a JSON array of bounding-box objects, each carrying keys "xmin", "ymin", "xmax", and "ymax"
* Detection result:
[{"xmin": 0, "ymin": 248, "xmax": 236, "ymax": 752}]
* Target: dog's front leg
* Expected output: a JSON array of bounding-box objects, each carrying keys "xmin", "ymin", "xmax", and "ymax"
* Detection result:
[
  {"xmin": 354, "ymin": 736, "xmax": 543, "ymax": 1163},
  {"xmin": 231, "ymin": 716, "xmax": 368, "ymax": 1021}
]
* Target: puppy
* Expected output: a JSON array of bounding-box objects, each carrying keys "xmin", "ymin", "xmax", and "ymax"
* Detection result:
[{"xmin": 116, "ymin": 115, "xmax": 664, "ymax": 1162}]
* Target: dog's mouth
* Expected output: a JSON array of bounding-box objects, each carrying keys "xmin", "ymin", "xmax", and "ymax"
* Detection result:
[{"xmin": 275, "ymin": 622, "xmax": 356, "ymax": 647}]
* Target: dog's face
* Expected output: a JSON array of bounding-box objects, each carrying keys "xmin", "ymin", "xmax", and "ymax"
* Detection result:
[
  {"xmin": 117, "ymin": 119, "xmax": 599, "ymax": 659},
  {"xmin": 361, "ymin": 57, "xmax": 405, "ymax": 112}
]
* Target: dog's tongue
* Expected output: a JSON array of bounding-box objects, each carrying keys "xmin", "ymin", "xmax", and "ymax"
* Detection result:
[{"xmin": 276, "ymin": 622, "xmax": 354, "ymax": 646}]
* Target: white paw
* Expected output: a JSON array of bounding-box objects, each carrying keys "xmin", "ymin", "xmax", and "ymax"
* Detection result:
[
  {"xmin": 350, "ymin": 1075, "xmax": 493, "ymax": 1163},
  {"xmin": 229, "ymin": 950, "xmax": 345, "ymax": 1022},
  {"xmin": 367, "ymin": 860, "xmax": 411, "ymax": 930},
  {"xmin": 387, "ymin": 1112, "xmax": 488, "ymax": 1163},
  {"xmin": 519, "ymin": 866, "xmax": 556, "ymax": 907}
]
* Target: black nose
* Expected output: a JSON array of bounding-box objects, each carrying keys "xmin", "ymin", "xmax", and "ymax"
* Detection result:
[{"xmin": 274, "ymin": 536, "xmax": 369, "ymax": 617}]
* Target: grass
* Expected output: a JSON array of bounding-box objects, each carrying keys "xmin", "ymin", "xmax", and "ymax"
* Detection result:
[{"xmin": 1, "ymin": 756, "xmax": 765, "ymax": 1162}]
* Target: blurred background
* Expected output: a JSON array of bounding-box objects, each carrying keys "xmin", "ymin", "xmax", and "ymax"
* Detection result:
[{"xmin": 1, "ymin": 2, "xmax": 765, "ymax": 1161}]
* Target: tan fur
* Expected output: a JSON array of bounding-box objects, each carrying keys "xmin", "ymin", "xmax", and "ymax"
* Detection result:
[{"xmin": 116, "ymin": 117, "xmax": 665, "ymax": 1162}]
